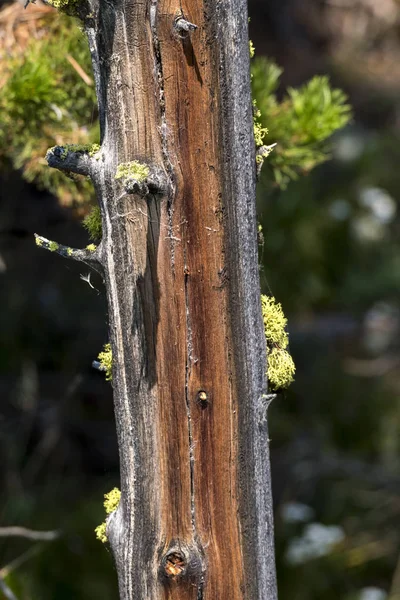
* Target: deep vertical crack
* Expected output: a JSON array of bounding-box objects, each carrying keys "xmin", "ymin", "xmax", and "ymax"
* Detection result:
[
  {"xmin": 150, "ymin": 0, "xmax": 196, "ymax": 536},
  {"xmin": 184, "ymin": 258, "xmax": 196, "ymax": 535},
  {"xmin": 150, "ymin": 3, "xmax": 204, "ymax": 593},
  {"xmin": 150, "ymin": 0, "xmax": 177, "ymax": 268}
]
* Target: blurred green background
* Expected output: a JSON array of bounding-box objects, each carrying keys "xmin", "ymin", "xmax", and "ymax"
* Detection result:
[{"xmin": 0, "ymin": 0, "xmax": 399, "ymax": 599}]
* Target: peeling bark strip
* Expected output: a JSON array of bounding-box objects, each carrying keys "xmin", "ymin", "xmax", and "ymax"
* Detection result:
[{"xmin": 81, "ymin": 0, "xmax": 278, "ymax": 597}]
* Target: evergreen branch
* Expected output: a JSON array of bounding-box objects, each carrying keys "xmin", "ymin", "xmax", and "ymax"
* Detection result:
[
  {"xmin": 45, "ymin": 144, "xmax": 99, "ymax": 177},
  {"xmin": 34, "ymin": 234, "xmax": 103, "ymax": 269}
]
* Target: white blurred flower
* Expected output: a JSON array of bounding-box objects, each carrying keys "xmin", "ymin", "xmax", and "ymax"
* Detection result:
[
  {"xmin": 364, "ymin": 0, "xmax": 399, "ymax": 25},
  {"xmin": 334, "ymin": 133, "xmax": 364, "ymax": 162},
  {"xmin": 0, "ymin": 252, "xmax": 6, "ymax": 273},
  {"xmin": 359, "ymin": 187, "xmax": 397, "ymax": 224},
  {"xmin": 359, "ymin": 587, "xmax": 387, "ymax": 600},
  {"xmin": 363, "ymin": 301, "xmax": 399, "ymax": 354},
  {"xmin": 329, "ymin": 199, "xmax": 351, "ymax": 221},
  {"xmin": 352, "ymin": 215, "xmax": 385, "ymax": 241},
  {"xmin": 281, "ymin": 502, "xmax": 314, "ymax": 524},
  {"xmin": 285, "ymin": 523, "xmax": 345, "ymax": 565}
]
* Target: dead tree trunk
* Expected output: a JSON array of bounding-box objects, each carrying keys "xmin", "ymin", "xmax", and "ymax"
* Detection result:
[{"xmin": 44, "ymin": 0, "xmax": 278, "ymax": 597}]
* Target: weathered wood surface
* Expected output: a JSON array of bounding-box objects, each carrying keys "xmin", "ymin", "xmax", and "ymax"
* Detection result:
[{"xmin": 81, "ymin": 0, "xmax": 278, "ymax": 597}]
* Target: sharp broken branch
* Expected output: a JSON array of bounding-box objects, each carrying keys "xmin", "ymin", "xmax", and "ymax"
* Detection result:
[{"xmin": 46, "ymin": 145, "xmax": 99, "ymax": 177}]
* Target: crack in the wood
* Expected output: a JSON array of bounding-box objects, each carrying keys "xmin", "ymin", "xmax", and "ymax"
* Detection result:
[
  {"xmin": 183, "ymin": 261, "xmax": 196, "ymax": 536},
  {"xmin": 85, "ymin": 26, "xmax": 105, "ymax": 139},
  {"xmin": 197, "ymin": 583, "xmax": 205, "ymax": 600},
  {"xmin": 149, "ymin": 0, "xmax": 176, "ymax": 269},
  {"xmin": 151, "ymin": 3, "xmax": 205, "ymax": 593}
]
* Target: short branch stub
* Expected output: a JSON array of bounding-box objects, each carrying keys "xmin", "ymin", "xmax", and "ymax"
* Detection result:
[
  {"xmin": 174, "ymin": 14, "xmax": 198, "ymax": 37},
  {"xmin": 159, "ymin": 542, "xmax": 204, "ymax": 585}
]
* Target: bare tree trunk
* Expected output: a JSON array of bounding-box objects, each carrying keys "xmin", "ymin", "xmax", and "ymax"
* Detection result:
[{"xmin": 45, "ymin": 0, "xmax": 278, "ymax": 597}]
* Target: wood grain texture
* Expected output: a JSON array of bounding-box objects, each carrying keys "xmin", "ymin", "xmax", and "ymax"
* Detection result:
[{"xmin": 83, "ymin": 0, "xmax": 278, "ymax": 596}]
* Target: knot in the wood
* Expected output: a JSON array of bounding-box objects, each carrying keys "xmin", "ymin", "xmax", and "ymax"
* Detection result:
[
  {"xmin": 122, "ymin": 166, "xmax": 169, "ymax": 197},
  {"xmin": 196, "ymin": 389, "xmax": 209, "ymax": 409},
  {"xmin": 162, "ymin": 551, "xmax": 187, "ymax": 579},
  {"xmin": 124, "ymin": 178, "xmax": 149, "ymax": 196},
  {"xmin": 159, "ymin": 542, "xmax": 204, "ymax": 584}
]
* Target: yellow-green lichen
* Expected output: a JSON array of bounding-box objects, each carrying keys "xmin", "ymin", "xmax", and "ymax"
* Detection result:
[
  {"xmin": 86, "ymin": 244, "xmax": 97, "ymax": 252},
  {"xmin": 257, "ymin": 222, "xmax": 264, "ymax": 248},
  {"xmin": 253, "ymin": 100, "xmax": 268, "ymax": 147},
  {"xmin": 249, "ymin": 40, "xmax": 255, "ymax": 59},
  {"xmin": 98, "ymin": 343, "xmax": 112, "ymax": 381},
  {"xmin": 35, "ymin": 237, "xmax": 44, "ymax": 247},
  {"xmin": 95, "ymin": 487, "xmax": 121, "ymax": 544},
  {"xmin": 250, "ymin": 42, "xmax": 269, "ymax": 148},
  {"xmin": 88, "ymin": 143, "xmax": 101, "ymax": 157},
  {"xmin": 83, "ymin": 205, "xmax": 102, "ymax": 241},
  {"xmin": 256, "ymin": 144, "xmax": 276, "ymax": 165},
  {"xmin": 261, "ymin": 295, "xmax": 288, "ymax": 347},
  {"xmin": 267, "ymin": 347, "xmax": 295, "ymax": 390},
  {"xmin": 261, "ymin": 295, "xmax": 295, "ymax": 390},
  {"xmin": 45, "ymin": 0, "xmax": 78, "ymax": 14},
  {"xmin": 115, "ymin": 161, "xmax": 149, "ymax": 182},
  {"xmin": 94, "ymin": 522, "xmax": 107, "ymax": 544},
  {"xmin": 104, "ymin": 487, "xmax": 121, "ymax": 514},
  {"xmin": 261, "ymin": 145, "xmax": 276, "ymax": 159},
  {"xmin": 67, "ymin": 247, "xmax": 74, "ymax": 256},
  {"xmin": 49, "ymin": 241, "xmax": 59, "ymax": 252}
]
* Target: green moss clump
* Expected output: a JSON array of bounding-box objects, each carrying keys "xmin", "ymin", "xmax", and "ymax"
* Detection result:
[
  {"xmin": 95, "ymin": 487, "xmax": 121, "ymax": 544},
  {"xmin": 82, "ymin": 205, "xmax": 102, "ymax": 241},
  {"xmin": 49, "ymin": 241, "xmax": 59, "ymax": 252},
  {"xmin": 115, "ymin": 161, "xmax": 149, "ymax": 182},
  {"xmin": 261, "ymin": 295, "xmax": 295, "ymax": 390},
  {"xmin": 86, "ymin": 244, "xmax": 97, "ymax": 252},
  {"xmin": 98, "ymin": 343, "xmax": 112, "ymax": 381}
]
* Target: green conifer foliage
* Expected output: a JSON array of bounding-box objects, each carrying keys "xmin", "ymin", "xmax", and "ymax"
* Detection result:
[
  {"xmin": 0, "ymin": 8, "xmax": 98, "ymax": 205},
  {"xmin": 251, "ymin": 57, "xmax": 352, "ymax": 188},
  {"xmin": 1, "ymin": 10, "xmax": 350, "ymax": 203}
]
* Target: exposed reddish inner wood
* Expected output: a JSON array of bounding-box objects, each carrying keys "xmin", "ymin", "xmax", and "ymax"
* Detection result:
[
  {"xmin": 102, "ymin": 0, "xmax": 246, "ymax": 595},
  {"xmin": 154, "ymin": 0, "xmax": 244, "ymax": 596}
]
